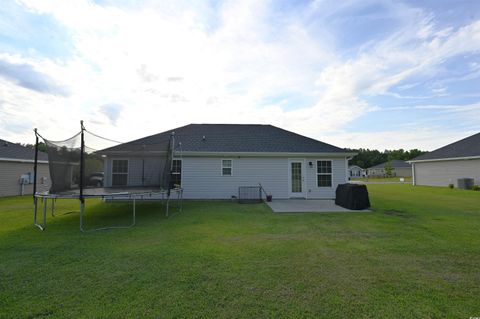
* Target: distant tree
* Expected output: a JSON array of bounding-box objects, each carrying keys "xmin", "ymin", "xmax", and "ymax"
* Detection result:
[
  {"xmin": 21, "ymin": 142, "xmax": 47, "ymax": 152},
  {"xmin": 384, "ymin": 161, "xmax": 393, "ymax": 177},
  {"xmin": 348, "ymin": 148, "xmax": 427, "ymax": 168},
  {"xmin": 406, "ymin": 149, "xmax": 425, "ymax": 160}
]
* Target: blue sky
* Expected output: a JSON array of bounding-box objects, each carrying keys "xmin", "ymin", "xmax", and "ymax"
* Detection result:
[{"xmin": 0, "ymin": 0, "xmax": 479, "ymax": 150}]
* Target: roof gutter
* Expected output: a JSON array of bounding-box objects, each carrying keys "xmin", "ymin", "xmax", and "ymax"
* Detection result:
[
  {"xmin": 178, "ymin": 151, "xmax": 357, "ymax": 158},
  {"xmin": 0, "ymin": 157, "xmax": 48, "ymax": 164},
  {"xmin": 408, "ymin": 155, "xmax": 480, "ymax": 163}
]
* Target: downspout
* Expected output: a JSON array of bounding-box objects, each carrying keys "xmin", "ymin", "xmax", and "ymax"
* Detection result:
[
  {"xmin": 412, "ymin": 163, "xmax": 416, "ymax": 186},
  {"xmin": 346, "ymin": 156, "xmax": 353, "ymax": 183}
]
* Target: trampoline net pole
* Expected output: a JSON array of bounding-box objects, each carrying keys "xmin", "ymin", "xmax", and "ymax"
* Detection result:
[
  {"xmin": 80, "ymin": 202, "xmax": 85, "ymax": 232},
  {"xmin": 33, "ymin": 130, "xmax": 39, "ymax": 202},
  {"xmin": 79, "ymin": 120, "xmax": 85, "ymax": 205},
  {"xmin": 32, "ymin": 130, "xmax": 45, "ymax": 230},
  {"xmin": 133, "ymin": 197, "xmax": 136, "ymax": 226}
]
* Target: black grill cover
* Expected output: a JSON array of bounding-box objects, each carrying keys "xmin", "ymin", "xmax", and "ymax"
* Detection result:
[{"xmin": 335, "ymin": 184, "xmax": 370, "ymax": 210}]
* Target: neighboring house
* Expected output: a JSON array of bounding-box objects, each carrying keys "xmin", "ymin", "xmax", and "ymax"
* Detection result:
[
  {"xmin": 348, "ymin": 165, "xmax": 366, "ymax": 178},
  {"xmin": 101, "ymin": 124, "xmax": 355, "ymax": 199},
  {"xmin": 366, "ymin": 160, "xmax": 412, "ymax": 177},
  {"xmin": 409, "ymin": 132, "xmax": 480, "ymax": 187},
  {"xmin": 0, "ymin": 139, "xmax": 50, "ymax": 197}
]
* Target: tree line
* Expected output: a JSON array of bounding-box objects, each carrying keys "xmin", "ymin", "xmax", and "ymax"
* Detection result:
[
  {"xmin": 21, "ymin": 142, "xmax": 48, "ymax": 152},
  {"xmin": 347, "ymin": 148, "xmax": 426, "ymax": 169}
]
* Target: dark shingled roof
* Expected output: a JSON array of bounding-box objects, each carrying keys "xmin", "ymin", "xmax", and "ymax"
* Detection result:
[
  {"xmin": 0, "ymin": 139, "xmax": 48, "ymax": 161},
  {"xmin": 411, "ymin": 132, "xmax": 480, "ymax": 161},
  {"xmin": 368, "ymin": 160, "xmax": 411, "ymax": 169},
  {"xmin": 102, "ymin": 124, "xmax": 350, "ymax": 154}
]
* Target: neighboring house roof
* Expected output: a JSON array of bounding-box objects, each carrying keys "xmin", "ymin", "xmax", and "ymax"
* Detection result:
[
  {"xmin": 348, "ymin": 165, "xmax": 364, "ymax": 170},
  {"xmin": 410, "ymin": 132, "xmax": 480, "ymax": 162},
  {"xmin": 368, "ymin": 160, "xmax": 411, "ymax": 169},
  {"xmin": 102, "ymin": 124, "xmax": 353, "ymax": 155},
  {"xmin": 0, "ymin": 139, "xmax": 48, "ymax": 162}
]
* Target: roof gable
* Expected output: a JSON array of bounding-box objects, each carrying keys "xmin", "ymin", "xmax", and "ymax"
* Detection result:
[
  {"xmin": 349, "ymin": 165, "xmax": 364, "ymax": 169},
  {"xmin": 102, "ymin": 124, "xmax": 350, "ymax": 154},
  {"xmin": 368, "ymin": 160, "xmax": 411, "ymax": 169},
  {"xmin": 411, "ymin": 132, "xmax": 480, "ymax": 161}
]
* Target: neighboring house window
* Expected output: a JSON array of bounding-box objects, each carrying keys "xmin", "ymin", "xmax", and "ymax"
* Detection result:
[
  {"xmin": 112, "ymin": 159, "xmax": 128, "ymax": 186},
  {"xmin": 222, "ymin": 159, "xmax": 232, "ymax": 176},
  {"xmin": 317, "ymin": 160, "xmax": 332, "ymax": 187},
  {"xmin": 171, "ymin": 159, "xmax": 182, "ymax": 187}
]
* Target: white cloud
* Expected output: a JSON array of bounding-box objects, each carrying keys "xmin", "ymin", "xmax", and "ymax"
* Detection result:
[
  {"xmin": 328, "ymin": 128, "xmax": 477, "ymax": 151},
  {"xmin": 1, "ymin": 0, "xmax": 479, "ymax": 151}
]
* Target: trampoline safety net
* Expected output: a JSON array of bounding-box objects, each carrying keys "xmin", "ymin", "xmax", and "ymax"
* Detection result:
[
  {"xmin": 37, "ymin": 122, "xmax": 175, "ymax": 197},
  {"xmin": 238, "ymin": 186, "xmax": 262, "ymax": 203},
  {"xmin": 33, "ymin": 121, "xmax": 182, "ymax": 232}
]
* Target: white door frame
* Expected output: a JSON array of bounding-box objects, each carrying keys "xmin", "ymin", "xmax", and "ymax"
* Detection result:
[{"xmin": 288, "ymin": 159, "xmax": 306, "ymax": 198}]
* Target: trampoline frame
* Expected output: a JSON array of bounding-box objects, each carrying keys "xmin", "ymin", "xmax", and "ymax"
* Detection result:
[{"xmin": 33, "ymin": 121, "xmax": 183, "ymax": 232}]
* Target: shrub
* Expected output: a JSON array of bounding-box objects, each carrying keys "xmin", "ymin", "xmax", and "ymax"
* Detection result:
[
  {"xmin": 448, "ymin": 183, "xmax": 454, "ymax": 189},
  {"xmin": 472, "ymin": 185, "xmax": 480, "ymax": 191}
]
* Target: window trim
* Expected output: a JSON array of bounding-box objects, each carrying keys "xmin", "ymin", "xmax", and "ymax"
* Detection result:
[
  {"xmin": 111, "ymin": 158, "xmax": 129, "ymax": 186},
  {"xmin": 221, "ymin": 158, "xmax": 233, "ymax": 176},
  {"xmin": 171, "ymin": 158, "xmax": 182, "ymax": 187},
  {"xmin": 316, "ymin": 159, "xmax": 333, "ymax": 188}
]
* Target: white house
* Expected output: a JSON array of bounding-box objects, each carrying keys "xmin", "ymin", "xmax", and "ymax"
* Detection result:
[
  {"xmin": 348, "ymin": 165, "xmax": 366, "ymax": 178},
  {"xmin": 0, "ymin": 139, "xmax": 50, "ymax": 197},
  {"xmin": 100, "ymin": 124, "xmax": 355, "ymax": 199},
  {"xmin": 409, "ymin": 132, "xmax": 480, "ymax": 187}
]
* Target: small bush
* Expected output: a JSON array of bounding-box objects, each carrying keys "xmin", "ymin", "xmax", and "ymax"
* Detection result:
[
  {"xmin": 448, "ymin": 183, "xmax": 454, "ymax": 189},
  {"xmin": 472, "ymin": 185, "xmax": 480, "ymax": 191}
]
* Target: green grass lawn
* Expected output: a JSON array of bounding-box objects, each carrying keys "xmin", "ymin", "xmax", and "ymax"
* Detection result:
[{"xmin": 1, "ymin": 185, "xmax": 480, "ymax": 318}]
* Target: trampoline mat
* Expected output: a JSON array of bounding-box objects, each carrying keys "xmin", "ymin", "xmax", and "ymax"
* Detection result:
[{"xmin": 36, "ymin": 187, "xmax": 174, "ymax": 198}]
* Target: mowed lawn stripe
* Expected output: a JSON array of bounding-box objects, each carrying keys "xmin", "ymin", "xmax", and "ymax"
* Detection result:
[{"xmin": 0, "ymin": 185, "xmax": 479, "ymax": 318}]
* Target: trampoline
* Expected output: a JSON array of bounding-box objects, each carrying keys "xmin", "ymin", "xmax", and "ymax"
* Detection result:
[{"xmin": 33, "ymin": 121, "xmax": 183, "ymax": 232}]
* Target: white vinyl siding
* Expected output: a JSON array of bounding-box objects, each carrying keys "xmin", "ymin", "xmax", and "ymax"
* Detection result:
[
  {"xmin": 414, "ymin": 159, "xmax": 480, "ymax": 187},
  {"xmin": 0, "ymin": 162, "xmax": 50, "ymax": 197},
  {"xmin": 182, "ymin": 157, "xmax": 287, "ymax": 199},
  {"xmin": 182, "ymin": 156, "xmax": 348, "ymax": 199},
  {"xmin": 104, "ymin": 155, "xmax": 349, "ymax": 199},
  {"xmin": 306, "ymin": 158, "xmax": 347, "ymax": 199}
]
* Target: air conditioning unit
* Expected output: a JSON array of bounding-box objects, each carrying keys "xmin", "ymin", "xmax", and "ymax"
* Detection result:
[{"xmin": 458, "ymin": 178, "xmax": 474, "ymax": 190}]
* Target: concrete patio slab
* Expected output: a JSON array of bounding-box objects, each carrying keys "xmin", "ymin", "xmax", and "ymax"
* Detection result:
[{"xmin": 266, "ymin": 199, "xmax": 370, "ymax": 213}]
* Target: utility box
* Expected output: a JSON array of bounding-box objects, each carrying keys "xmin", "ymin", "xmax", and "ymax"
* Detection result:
[
  {"xmin": 457, "ymin": 178, "xmax": 474, "ymax": 190},
  {"xmin": 19, "ymin": 174, "xmax": 30, "ymax": 185}
]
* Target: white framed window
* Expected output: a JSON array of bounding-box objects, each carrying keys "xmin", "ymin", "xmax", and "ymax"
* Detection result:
[
  {"xmin": 171, "ymin": 159, "xmax": 182, "ymax": 187},
  {"xmin": 317, "ymin": 160, "xmax": 332, "ymax": 187},
  {"xmin": 221, "ymin": 159, "xmax": 232, "ymax": 176},
  {"xmin": 112, "ymin": 159, "xmax": 128, "ymax": 186}
]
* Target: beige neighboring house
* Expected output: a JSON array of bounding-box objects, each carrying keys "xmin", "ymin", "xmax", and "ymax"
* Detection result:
[
  {"xmin": 366, "ymin": 160, "xmax": 412, "ymax": 177},
  {"xmin": 409, "ymin": 132, "xmax": 480, "ymax": 187},
  {"xmin": 0, "ymin": 139, "xmax": 50, "ymax": 197}
]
